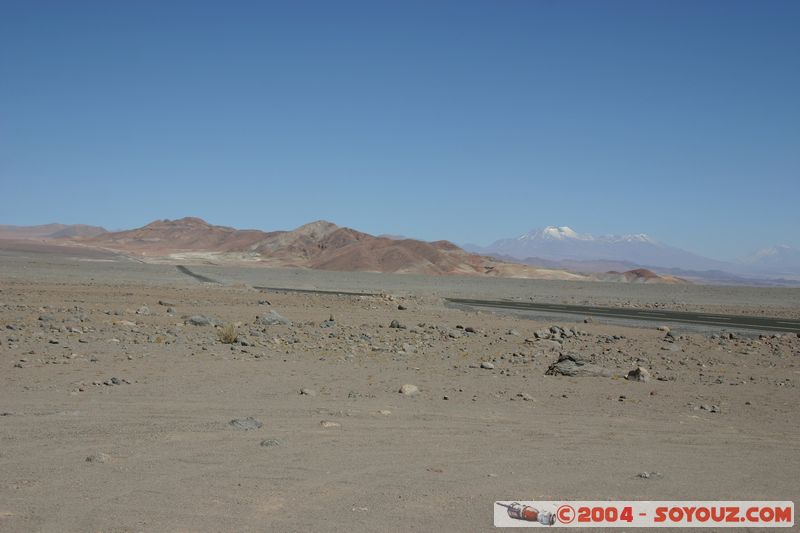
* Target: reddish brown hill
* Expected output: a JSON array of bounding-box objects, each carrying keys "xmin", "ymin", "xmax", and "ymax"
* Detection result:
[
  {"xmin": 77, "ymin": 217, "xmax": 586, "ymax": 279},
  {"xmin": 82, "ymin": 217, "xmax": 268, "ymax": 256}
]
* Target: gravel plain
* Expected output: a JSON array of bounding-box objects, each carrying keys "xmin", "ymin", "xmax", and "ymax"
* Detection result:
[{"xmin": 1, "ymin": 249, "xmax": 798, "ymax": 531}]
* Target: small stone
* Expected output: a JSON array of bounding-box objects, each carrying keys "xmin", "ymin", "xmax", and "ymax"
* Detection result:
[
  {"xmin": 480, "ymin": 361, "xmax": 495, "ymax": 370},
  {"xmin": 135, "ymin": 305, "xmax": 151, "ymax": 316},
  {"xmin": 85, "ymin": 452, "xmax": 110, "ymax": 464},
  {"xmin": 229, "ymin": 417, "xmax": 263, "ymax": 430},
  {"xmin": 158, "ymin": 300, "xmax": 176, "ymax": 307},
  {"xmin": 185, "ymin": 315, "xmax": 215, "ymax": 327},
  {"xmin": 545, "ymin": 353, "xmax": 612, "ymax": 377},
  {"xmin": 657, "ymin": 326, "xmax": 670, "ymax": 332},
  {"xmin": 320, "ymin": 420, "xmax": 340, "ymax": 428},
  {"xmin": 260, "ymin": 439, "xmax": 280, "ymax": 447},
  {"xmin": 399, "ymin": 384, "xmax": 419, "ymax": 396},
  {"xmin": 626, "ymin": 367, "xmax": 651, "ymax": 383},
  {"xmin": 397, "ymin": 304, "xmax": 407, "ymax": 310},
  {"xmin": 378, "ymin": 410, "xmax": 391, "ymax": 416},
  {"xmin": 583, "ymin": 317, "xmax": 593, "ymax": 323},
  {"xmin": 299, "ymin": 388, "xmax": 317, "ymax": 397},
  {"xmin": 256, "ymin": 310, "xmax": 291, "ymax": 326},
  {"xmin": 389, "ymin": 320, "xmax": 406, "ymax": 329}
]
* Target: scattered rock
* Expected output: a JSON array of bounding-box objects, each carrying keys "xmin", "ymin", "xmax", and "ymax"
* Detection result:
[
  {"xmin": 256, "ymin": 310, "xmax": 291, "ymax": 326},
  {"xmin": 389, "ymin": 320, "xmax": 406, "ymax": 329},
  {"xmin": 480, "ymin": 361, "xmax": 495, "ymax": 370},
  {"xmin": 299, "ymin": 388, "xmax": 317, "ymax": 397},
  {"xmin": 158, "ymin": 300, "xmax": 176, "ymax": 307},
  {"xmin": 399, "ymin": 384, "xmax": 419, "ymax": 396},
  {"xmin": 626, "ymin": 367, "xmax": 651, "ymax": 383},
  {"xmin": 583, "ymin": 317, "xmax": 593, "ymax": 323},
  {"xmin": 260, "ymin": 438, "xmax": 280, "ymax": 447},
  {"xmin": 397, "ymin": 304, "xmax": 407, "ymax": 310},
  {"xmin": 637, "ymin": 471, "xmax": 663, "ymax": 479},
  {"xmin": 545, "ymin": 353, "xmax": 612, "ymax": 377},
  {"xmin": 135, "ymin": 305, "xmax": 151, "ymax": 316},
  {"xmin": 657, "ymin": 326, "xmax": 670, "ymax": 332},
  {"xmin": 229, "ymin": 417, "xmax": 263, "ymax": 430},
  {"xmin": 320, "ymin": 420, "xmax": 341, "ymax": 428},
  {"xmin": 85, "ymin": 452, "xmax": 110, "ymax": 464},
  {"xmin": 378, "ymin": 410, "xmax": 392, "ymax": 416},
  {"xmin": 185, "ymin": 315, "xmax": 216, "ymax": 327}
]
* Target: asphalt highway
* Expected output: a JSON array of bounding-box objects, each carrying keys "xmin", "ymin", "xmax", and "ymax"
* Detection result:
[{"xmin": 445, "ymin": 298, "xmax": 800, "ymax": 334}]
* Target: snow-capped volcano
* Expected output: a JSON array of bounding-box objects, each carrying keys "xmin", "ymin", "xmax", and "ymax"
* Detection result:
[
  {"xmin": 465, "ymin": 226, "xmax": 727, "ymax": 272},
  {"xmin": 516, "ymin": 226, "xmax": 657, "ymax": 245},
  {"xmin": 521, "ymin": 226, "xmax": 592, "ymax": 241}
]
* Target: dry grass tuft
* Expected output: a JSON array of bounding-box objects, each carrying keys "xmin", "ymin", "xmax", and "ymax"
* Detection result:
[{"xmin": 217, "ymin": 323, "xmax": 238, "ymax": 344}]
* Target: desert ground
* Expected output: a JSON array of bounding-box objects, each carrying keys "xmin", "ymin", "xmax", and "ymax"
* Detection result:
[{"xmin": 1, "ymin": 248, "xmax": 798, "ymax": 532}]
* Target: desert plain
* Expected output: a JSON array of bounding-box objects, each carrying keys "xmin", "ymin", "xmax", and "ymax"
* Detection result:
[{"xmin": 1, "ymin": 247, "xmax": 799, "ymax": 532}]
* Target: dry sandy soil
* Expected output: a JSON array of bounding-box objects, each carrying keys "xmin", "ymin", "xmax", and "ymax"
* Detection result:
[{"xmin": 1, "ymin": 250, "xmax": 798, "ymax": 532}]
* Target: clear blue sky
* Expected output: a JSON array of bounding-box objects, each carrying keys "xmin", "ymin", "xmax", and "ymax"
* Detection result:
[{"xmin": 1, "ymin": 1, "xmax": 798, "ymax": 260}]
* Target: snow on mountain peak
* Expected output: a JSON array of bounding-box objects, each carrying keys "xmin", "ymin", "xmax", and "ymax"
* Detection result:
[
  {"xmin": 616, "ymin": 233, "xmax": 657, "ymax": 244},
  {"xmin": 519, "ymin": 226, "xmax": 592, "ymax": 241},
  {"xmin": 543, "ymin": 226, "xmax": 578, "ymax": 239}
]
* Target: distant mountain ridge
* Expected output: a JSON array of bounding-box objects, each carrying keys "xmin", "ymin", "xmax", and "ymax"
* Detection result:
[
  {"xmin": 465, "ymin": 225, "xmax": 732, "ymax": 272},
  {"xmin": 0, "ymin": 223, "xmax": 107, "ymax": 240},
  {"xmin": 466, "ymin": 225, "xmax": 800, "ymax": 283},
  {"xmin": 739, "ymin": 245, "xmax": 800, "ymax": 277},
  {"xmin": 76, "ymin": 217, "xmax": 592, "ymax": 280},
  {"xmin": 54, "ymin": 217, "xmax": 683, "ymax": 283}
]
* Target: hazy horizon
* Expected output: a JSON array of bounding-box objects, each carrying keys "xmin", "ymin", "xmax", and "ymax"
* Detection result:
[{"xmin": 2, "ymin": 1, "xmax": 798, "ymax": 261}]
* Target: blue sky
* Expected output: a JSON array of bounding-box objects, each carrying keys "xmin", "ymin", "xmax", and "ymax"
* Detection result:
[{"xmin": 1, "ymin": 0, "xmax": 798, "ymax": 260}]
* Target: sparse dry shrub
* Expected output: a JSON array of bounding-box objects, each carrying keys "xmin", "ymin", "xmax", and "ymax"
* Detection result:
[{"xmin": 217, "ymin": 323, "xmax": 237, "ymax": 344}]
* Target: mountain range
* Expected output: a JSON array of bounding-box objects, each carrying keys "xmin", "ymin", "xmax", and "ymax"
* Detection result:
[
  {"xmin": 0, "ymin": 223, "xmax": 107, "ymax": 240},
  {"xmin": 465, "ymin": 226, "xmax": 800, "ymax": 282},
  {"xmin": 0, "ymin": 218, "xmax": 686, "ymax": 283},
  {"xmin": 2, "ymin": 218, "xmax": 795, "ymax": 284}
]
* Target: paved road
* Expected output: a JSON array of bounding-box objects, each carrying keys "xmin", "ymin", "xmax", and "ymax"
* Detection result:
[
  {"xmin": 176, "ymin": 265, "xmax": 220, "ymax": 284},
  {"xmin": 253, "ymin": 286, "xmax": 380, "ymax": 297},
  {"xmin": 446, "ymin": 298, "xmax": 800, "ymax": 334}
]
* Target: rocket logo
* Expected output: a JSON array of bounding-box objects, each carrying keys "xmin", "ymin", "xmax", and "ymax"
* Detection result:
[{"xmin": 496, "ymin": 502, "xmax": 556, "ymax": 525}]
